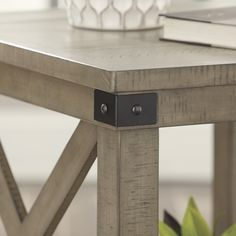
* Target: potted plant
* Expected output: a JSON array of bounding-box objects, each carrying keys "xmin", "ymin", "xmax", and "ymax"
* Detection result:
[{"xmin": 159, "ymin": 197, "xmax": 236, "ymax": 236}]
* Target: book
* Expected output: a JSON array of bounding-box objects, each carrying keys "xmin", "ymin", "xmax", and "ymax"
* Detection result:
[{"xmin": 162, "ymin": 7, "xmax": 236, "ymax": 49}]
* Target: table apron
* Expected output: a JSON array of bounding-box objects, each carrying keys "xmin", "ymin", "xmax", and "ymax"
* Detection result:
[
  {"xmin": 1, "ymin": 62, "xmax": 236, "ymax": 129},
  {"xmin": 0, "ymin": 62, "xmax": 94, "ymax": 123},
  {"xmin": 158, "ymin": 85, "xmax": 236, "ymax": 127}
]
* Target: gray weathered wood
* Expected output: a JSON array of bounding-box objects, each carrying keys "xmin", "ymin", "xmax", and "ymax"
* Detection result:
[
  {"xmin": 3, "ymin": 65, "xmax": 236, "ymax": 129},
  {"xmin": 0, "ymin": 62, "xmax": 94, "ymax": 124},
  {"xmin": 1, "ymin": 5, "xmax": 236, "ymax": 236},
  {"xmin": 0, "ymin": 11, "xmax": 236, "ymax": 92},
  {"xmin": 214, "ymin": 123, "xmax": 236, "ymax": 235},
  {"xmin": 0, "ymin": 122, "xmax": 97, "ymax": 236},
  {"xmin": 0, "ymin": 143, "xmax": 26, "ymax": 236},
  {"xmin": 158, "ymin": 85, "xmax": 236, "ymax": 127},
  {"xmin": 97, "ymin": 127, "xmax": 159, "ymax": 236},
  {"xmin": 18, "ymin": 121, "xmax": 97, "ymax": 236}
]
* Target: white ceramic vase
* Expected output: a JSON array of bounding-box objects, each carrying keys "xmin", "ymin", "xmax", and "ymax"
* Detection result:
[{"xmin": 65, "ymin": 0, "xmax": 171, "ymax": 31}]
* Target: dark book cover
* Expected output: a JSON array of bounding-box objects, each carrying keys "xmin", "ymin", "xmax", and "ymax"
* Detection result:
[{"xmin": 163, "ymin": 7, "xmax": 236, "ymax": 26}]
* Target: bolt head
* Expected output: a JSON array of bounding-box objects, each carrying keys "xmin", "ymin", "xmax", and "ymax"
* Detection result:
[
  {"xmin": 100, "ymin": 104, "xmax": 108, "ymax": 114},
  {"xmin": 132, "ymin": 105, "xmax": 142, "ymax": 116}
]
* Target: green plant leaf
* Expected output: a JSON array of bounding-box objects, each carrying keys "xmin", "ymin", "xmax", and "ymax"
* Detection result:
[
  {"xmin": 188, "ymin": 197, "xmax": 199, "ymax": 211},
  {"xmin": 182, "ymin": 197, "xmax": 212, "ymax": 236},
  {"xmin": 222, "ymin": 224, "xmax": 236, "ymax": 236},
  {"xmin": 159, "ymin": 221, "xmax": 178, "ymax": 236},
  {"xmin": 164, "ymin": 210, "xmax": 181, "ymax": 236}
]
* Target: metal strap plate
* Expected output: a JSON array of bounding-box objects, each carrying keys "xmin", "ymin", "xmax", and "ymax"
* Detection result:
[{"xmin": 94, "ymin": 90, "xmax": 157, "ymax": 127}]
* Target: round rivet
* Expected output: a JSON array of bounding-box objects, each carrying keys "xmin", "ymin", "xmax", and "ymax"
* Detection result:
[
  {"xmin": 132, "ymin": 105, "xmax": 142, "ymax": 115},
  {"xmin": 100, "ymin": 104, "xmax": 108, "ymax": 114}
]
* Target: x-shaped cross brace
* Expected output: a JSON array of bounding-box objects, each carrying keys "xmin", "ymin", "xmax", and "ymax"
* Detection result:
[{"xmin": 0, "ymin": 121, "xmax": 97, "ymax": 236}]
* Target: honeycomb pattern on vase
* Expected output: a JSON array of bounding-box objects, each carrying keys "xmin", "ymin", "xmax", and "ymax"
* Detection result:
[{"xmin": 65, "ymin": 0, "xmax": 171, "ymax": 30}]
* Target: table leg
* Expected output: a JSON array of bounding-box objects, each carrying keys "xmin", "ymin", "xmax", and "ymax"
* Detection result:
[
  {"xmin": 97, "ymin": 127, "xmax": 159, "ymax": 236},
  {"xmin": 214, "ymin": 122, "xmax": 236, "ymax": 235}
]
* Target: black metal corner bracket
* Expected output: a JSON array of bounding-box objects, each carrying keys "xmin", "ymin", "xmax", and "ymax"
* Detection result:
[{"xmin": 94, "ymin": 90, "xmax": 157, "ymax": 127}]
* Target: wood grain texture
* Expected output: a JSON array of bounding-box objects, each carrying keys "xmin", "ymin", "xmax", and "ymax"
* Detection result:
[
  {"xmin": 0, "ymin": 11, "xmax": 236, "ymax": 92},
  {"xmin": 115, "ymin": 64, "xmax": 236, "ymax": 92},
  {"xmin": 214, "ymin": 123, "xmax": 236, "ymax": 236},
  {"xmin": 158, "ymin": 85, "xmax": 236, "ymax": 127},
  {"xmin": 3, "ymin": 63, "xmax": 236, "ymax": 130},
  {"xmin": 0, "ymin": 143, "xmax": 25, "ymax": 236},
  {"xmin": 97, "ymin": 127, "xmax": 159, "ymax": 236},
  {"xmin": 18, "ymin": 121, "xmax": 97, "ymax": 236},
  {"xmin": 0, "ymin": 62, "xmax": 94, "ymax": 122}
]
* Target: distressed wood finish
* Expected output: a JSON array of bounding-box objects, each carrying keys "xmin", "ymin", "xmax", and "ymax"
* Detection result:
[
  {"xmin": 97, "ymin": 127, "xmax": 159, "ymax": 236},
  {"xmin": 214, "ymin": 123, "xmax": 236, "ymax": 235},
  {"xmin": 0, "ymin": 143, "xmax": 27, "ymax": 222},
  {"xmin": 1, "ymin": 5, "xmax": 236, "ymax": 236},
  {"xmin": 0, "ymin": 62, "xmax": 94, "ymax": 123},
  {"xmin": 0, "ymin": 122, "xmax": 97, "ymax": 236},
  {"xmin": 3, "ymin": 64, "xmax": 236, "ymax": 129},
  {"xmin": 0, "ymin": 143, "xmax": 26, "ymax": 236},
  {"xmin": 19, "ymin": 121, "xmax": 97, "ymax": 236},
  {"xmin": 158, "ymin": 85, "xmax": 236, "ymax": 127},
  {"xmin": 114, "ymin": 63, "xmax": 236, "ymax": 93},
  {"xmin": 0, "ymin": 11, "xmax": 236, "ymax": 92}
]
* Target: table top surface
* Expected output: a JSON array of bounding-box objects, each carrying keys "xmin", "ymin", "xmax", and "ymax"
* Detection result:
[{"xmin": 1, "ymin": 9, "xmax": 236, "ymax": 92}]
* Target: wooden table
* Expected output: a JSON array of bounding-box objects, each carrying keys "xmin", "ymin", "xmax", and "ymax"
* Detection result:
[{"xmin": 0, "ymin": 9, "xmax": 236, "ymax": 236}]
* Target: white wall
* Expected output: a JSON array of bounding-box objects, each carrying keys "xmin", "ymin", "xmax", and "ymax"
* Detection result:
[{"xmin": 0, "ymin": 0, "xmax": 51, "ymax": 12}]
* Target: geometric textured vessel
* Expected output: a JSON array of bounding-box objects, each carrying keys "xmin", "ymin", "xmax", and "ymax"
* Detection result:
[{"xmin": 65, "ymin": 0, "xmax": 171, "ymax": 30}]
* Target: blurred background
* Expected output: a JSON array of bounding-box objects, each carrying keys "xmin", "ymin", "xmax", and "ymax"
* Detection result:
[{"xmin": 0, "ymin": 0, "xmax": 235, "ymax": 235}]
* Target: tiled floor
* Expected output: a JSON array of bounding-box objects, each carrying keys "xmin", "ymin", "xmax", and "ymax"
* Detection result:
[{"xmin": 0, "ymin": 181, "xmax": 212, "ymax": 236}]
